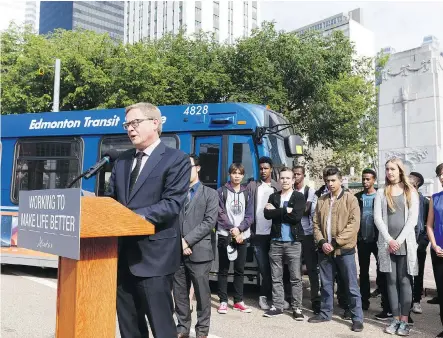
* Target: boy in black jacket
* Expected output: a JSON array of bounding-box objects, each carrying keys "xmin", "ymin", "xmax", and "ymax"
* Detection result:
[{"xmin": 262, "ymin": 167, "xmax": 306, "ymax": 320}]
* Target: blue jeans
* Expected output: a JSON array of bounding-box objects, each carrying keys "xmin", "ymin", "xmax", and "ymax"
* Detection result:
[
  {"xmin": 253, "ymin": 236, "xmax": 272, "ymax": 299},
  {"xmin": 319, "ymin": 252, "xmax": 363, "ymax": 322}
]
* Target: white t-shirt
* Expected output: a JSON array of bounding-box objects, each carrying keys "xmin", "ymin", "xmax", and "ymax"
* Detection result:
[
  {"xmin": 295, "ymin": 185, "xmax": 315, "ymax": 235},
  {"xmin": 255, "ymin": 182, "xmax": 274, "ymax": 235}
]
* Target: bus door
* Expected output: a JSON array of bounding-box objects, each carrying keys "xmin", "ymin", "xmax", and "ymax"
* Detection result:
[{"xmin": 193, "ymin": 136, "xmax": 223, "ymax": 190}]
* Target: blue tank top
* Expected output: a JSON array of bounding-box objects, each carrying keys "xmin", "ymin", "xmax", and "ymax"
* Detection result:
[{"xmin": 433, "ymin": 191, "xmax": 443, "ymax": 248}]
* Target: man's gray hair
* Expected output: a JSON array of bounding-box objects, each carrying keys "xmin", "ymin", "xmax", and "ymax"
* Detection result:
[{"xmin": 125, "ymin": 102, "xmax": 162, "ymax": 135}]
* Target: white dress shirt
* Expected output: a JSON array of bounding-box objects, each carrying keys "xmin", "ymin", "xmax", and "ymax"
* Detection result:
[{"xmin": 132, "ymin": 139, "xmax": 161, "ymax": 180}]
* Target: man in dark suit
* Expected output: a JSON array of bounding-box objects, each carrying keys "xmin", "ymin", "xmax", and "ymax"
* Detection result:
[
  {"xmin": 173, "ymin": 154, "xmax": 218, "ymax": 338},
  {"xmin": 106, "ymin": 102, "xmax": 191, "ymax": 338}
]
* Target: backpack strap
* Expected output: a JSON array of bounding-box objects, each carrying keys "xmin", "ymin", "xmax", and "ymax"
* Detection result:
[
  {"xmin": 222, "ymin": 186, "xmax": 228, "ymax": 206},
  {"xmin": 304, "ymin": 186, "xmax": 310, "ymax": 201}
]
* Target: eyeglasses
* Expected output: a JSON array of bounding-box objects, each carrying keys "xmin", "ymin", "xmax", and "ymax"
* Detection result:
[{"xmin": 122, "ymin": 118, "xmax": 155, "ymax": 130}]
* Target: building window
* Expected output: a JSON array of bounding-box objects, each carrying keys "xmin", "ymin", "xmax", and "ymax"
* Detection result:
[
  {"xmin": 163, "ymin": 1, "xmax": 167, "ymax": 33},
  {"xmin": 243, "ymin": 1, "xmax": 249, "ymax": 37},
  {"xmin": 12, "ymin": 138, "xmax": 83, "ymax": 203},
  {"xmin": 195, "ymin": 1, "xmax": 202, "ymax": 32},
  {"xmin": 179, "ymin": 2, "xmax": 183, "ymax": 28},
  {"xmin": 228, "ymin": 1, "xmax": 234, "ymax": 43},
  {"xmin": 213, "ymin": 1, "xmax": 220, "ymax": 40}
]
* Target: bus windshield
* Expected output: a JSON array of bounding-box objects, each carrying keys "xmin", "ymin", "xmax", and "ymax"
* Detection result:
[{"xmin": 265, "ymin": 110, "xmax": 295, "ymax": 169}]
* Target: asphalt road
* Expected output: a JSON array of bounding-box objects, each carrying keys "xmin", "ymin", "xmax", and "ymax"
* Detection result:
[{"xmin": 1, "ymin": 262, "xmax": 441, "ymax": 338}]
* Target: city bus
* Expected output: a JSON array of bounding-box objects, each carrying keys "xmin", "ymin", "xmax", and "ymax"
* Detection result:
[{"xmin": 0, "ymin": 102, "xmax": 303, "ymax": 284}]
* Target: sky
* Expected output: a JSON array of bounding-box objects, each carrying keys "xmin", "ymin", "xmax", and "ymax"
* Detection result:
[
  {"xmin": 1, "ymin": 1, "xmax": 442, "ymax": 54},
  {"xmin": 261, "ymin": 1, "xmax": 443, "ymax": 53}
]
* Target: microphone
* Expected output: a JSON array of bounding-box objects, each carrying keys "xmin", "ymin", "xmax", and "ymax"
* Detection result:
[{"xmin": 83, "ymin": 149, "xmax": 120, "ymax": 179}]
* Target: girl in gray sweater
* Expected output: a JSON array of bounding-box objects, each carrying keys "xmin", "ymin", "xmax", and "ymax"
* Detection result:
[{"xmin": 374, "ymin": 157, "xmax": 419, "ymax": 336}]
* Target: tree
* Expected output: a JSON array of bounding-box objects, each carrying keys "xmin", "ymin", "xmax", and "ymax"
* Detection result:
[{"xmin": 1, "ymin": 22, "xmax": 377, "ymax": 173}]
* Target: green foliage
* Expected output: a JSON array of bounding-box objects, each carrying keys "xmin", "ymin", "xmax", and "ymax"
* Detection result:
[{"xmin": 1, "ymin": 22, "xmax": 377, "ymax": 166}]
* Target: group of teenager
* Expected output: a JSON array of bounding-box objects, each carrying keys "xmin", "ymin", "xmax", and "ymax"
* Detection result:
[
  {"xmin": 174, "ymin": 155, "xmax": 443, "ymax": 338},
  {"xmin": 109, "ymin": 103, "xmax": 443, "ymax": 338}
]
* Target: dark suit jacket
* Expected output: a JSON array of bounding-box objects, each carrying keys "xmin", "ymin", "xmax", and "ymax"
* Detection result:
[
  {"xmin": 179, "ymin": 183, "xmax": 218, "ymax": 263},
  {"xmin": 106, "ymin": 141, "xmax": 191, "ymax": 277}
]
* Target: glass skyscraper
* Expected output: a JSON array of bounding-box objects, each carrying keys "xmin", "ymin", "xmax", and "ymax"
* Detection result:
[{"xmin": 39, "ymin": 1, "xmax": 124, "ymax": 41}]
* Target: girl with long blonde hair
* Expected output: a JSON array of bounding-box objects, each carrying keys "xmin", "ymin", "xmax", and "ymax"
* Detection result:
[{"xmin": 374, "ymin": 158, "xmax": 419, "ymax": 336}]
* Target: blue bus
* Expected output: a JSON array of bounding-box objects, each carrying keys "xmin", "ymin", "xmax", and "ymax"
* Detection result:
[{"xmin": 0, "ymin": 102, "xmax": 302, "ymax": 283}]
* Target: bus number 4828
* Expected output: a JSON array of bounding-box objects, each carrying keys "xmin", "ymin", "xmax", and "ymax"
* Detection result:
[{"xmin": 183, "ymin": 105, "xmax": 209, "ymax": 115}]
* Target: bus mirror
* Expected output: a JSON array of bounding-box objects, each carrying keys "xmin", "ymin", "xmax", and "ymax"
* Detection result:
[{"xmin": 284, "ymin": 135, "xmax": 304, "ymax": 157}]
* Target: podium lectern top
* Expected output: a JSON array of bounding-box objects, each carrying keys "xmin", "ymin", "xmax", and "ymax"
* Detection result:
[{"xmin": 80, "ymin": 196, "xmax": 155, "ymax": 238}]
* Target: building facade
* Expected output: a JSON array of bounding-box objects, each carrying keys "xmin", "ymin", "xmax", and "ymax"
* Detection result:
[
  {"xmin": 378, "ymin": 36, "xmax": 443, "ymax": 194},
  {"xmin": 39, "ymin": 1, "xmax": 124, "ymax": 41},
  {"xmin": 295, "ymin": 8, "xmax": 375, "ymax": 59},
  {"xmin": 0, "ymin": 1, "xmax": 40, "ymax": 32},
  {"xmin": 124, "ymin": 1, "xmax": 260, "ymax": 44}
]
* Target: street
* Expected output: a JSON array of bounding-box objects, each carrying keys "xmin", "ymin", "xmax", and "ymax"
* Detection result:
[{"xmin": 1, "ymin": 256, "xmax": 441, "ymax": 338}]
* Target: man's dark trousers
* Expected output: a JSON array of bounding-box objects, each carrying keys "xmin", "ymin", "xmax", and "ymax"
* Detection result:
[
  {"xmin": 173, "ymin": 258, "xmax": 212, "ymax": 337},
  {"xmin": 357, "ymin": 240, "xmax": 383, "ymax": 308}
]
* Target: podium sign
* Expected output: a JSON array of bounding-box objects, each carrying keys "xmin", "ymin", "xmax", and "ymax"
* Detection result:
[{"xmin": 18, "ymin": 188, "xmax": 81, "ymax": 260}]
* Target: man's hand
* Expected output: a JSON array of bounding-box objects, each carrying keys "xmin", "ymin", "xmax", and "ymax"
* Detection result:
[
  {"xmin": 182, "ymin": 238, "xmax": 192, "ymax": 256},
  {"xmin": 322, "ymin": 243, "xmax": 334, "ymax": 254},
  {"xmin": 230, "ymin": 228, "xmax": 240, "ymax": 236},
  {"xmin": 389, "ymin": 239, "xmax": 400, "ymax": 252},
  {"xmin": 265, "ymin": 203, "xmax": 275, "ymax": 210}
]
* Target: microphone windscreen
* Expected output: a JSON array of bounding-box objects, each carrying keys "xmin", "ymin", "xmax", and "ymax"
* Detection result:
[{"xmin": 103, "ymin": 149, "xmax": 120, "ymax": 163}]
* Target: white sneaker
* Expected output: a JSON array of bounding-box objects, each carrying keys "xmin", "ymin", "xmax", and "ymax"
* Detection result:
[
  {"xmin": 412, "ymin": 302, "xmax": 423, "ymax": 314},
  {"xmin": 259, "ymin": 296, "xmax": 270, "ymax": 310}
]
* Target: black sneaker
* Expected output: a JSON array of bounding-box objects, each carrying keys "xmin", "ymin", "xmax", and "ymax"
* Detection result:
[
  {"xmin": 308, "ymin": 315, "xmax": 330, "ymax": 323},
  {"xmin": 436, "ymin": 330, "xmax": 443, "ymax": 337},
  {"xmin": 263, "ymin": 306, "xmax": 283, "ymax": 318},
  {"xmin": 352, "ymin": 321, "xmax": 364, "ymax": 332},
  {"xmin": 343, "ymin": 309, "xmax": 352, "ymax": 320},
  {"xmin": 293, "ymin": 308, "xmax": 304, "ymax": 321},
  {"xmin": 428, "ymin": 297, "xmax": 439, "ymax": 304},
  {"xmin": 375, "ymin": 311, "xmax": 393, "ymax": 321}
]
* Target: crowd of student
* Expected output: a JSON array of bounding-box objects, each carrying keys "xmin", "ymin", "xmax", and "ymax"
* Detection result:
[{"xmin": 175, "ymin": 156, "xmax": 443, "ymax": 338}]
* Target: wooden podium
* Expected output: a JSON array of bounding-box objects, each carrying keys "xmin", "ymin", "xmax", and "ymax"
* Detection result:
[{"xmin": 55, "ymin": 197, "xmax": 155, "ymax": 338}]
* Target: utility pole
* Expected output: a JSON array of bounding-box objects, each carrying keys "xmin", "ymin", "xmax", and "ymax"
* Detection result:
[{"xmin": 53, "ymin": 58, "xmax": 61, "ymax": 112}]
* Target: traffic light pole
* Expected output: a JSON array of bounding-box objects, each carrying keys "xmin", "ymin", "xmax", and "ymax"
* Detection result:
[{"xmin": 53, "ymin": 58, "xmax": 61, "ymax": 112}]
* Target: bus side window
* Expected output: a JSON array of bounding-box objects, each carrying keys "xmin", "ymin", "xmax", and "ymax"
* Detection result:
[
  {"xmin": 96, "ymin": 134, "xmax": 179, "ymax": 196},
  {"xmin": 11, "ymin": 138, "xmax": 83, "ymax": 203}
]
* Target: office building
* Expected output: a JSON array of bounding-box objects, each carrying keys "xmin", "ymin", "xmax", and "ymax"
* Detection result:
[
  {"xmin": 124, "ymin": 1, "xmax": 260, "ymax": 44},
  {"xmin": 39, "ymin": 1, "xmax": 124, "ymax": 41},
  {"xmin": 295, "ymin": 8, "xmax": 375, "ymax": 58},
  {"xmin": 0, "ymin": 1, "xmax": 40, "ymax": 31}
]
